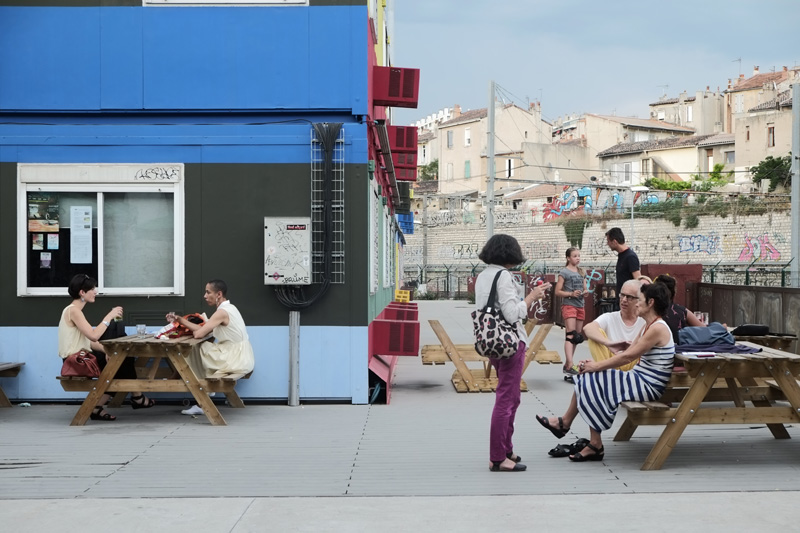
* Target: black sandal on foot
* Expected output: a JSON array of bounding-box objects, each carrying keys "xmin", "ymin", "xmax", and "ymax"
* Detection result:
[
  {"xmin": 569, "ymin": 443, "xmax": 604, "ymax": 462},
  {"xmin": 490, "ymin": 461, "xmax": 527, "ymax": 472},
  {"xmin": 536, "ymin": 415, "xmax": 570, "ymax": 439},
  {"xmin": 90, "ymin": 406, "xmax": 116, "ymax": 421},
  {"xmin": 506, "ymin": 452, "xmax": 522, "ymax": 463},
  {"xmin": 131, "ymin": 395, "xmax": 156, "ymax": 410}
]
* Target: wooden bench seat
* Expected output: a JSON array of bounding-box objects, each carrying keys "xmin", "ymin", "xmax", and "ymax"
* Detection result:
[
  {"xmin": 58, "ymin": 371, "xmax": 252, "ymax": 408},
  {"xmin": 0, "ymin": 362, "xmax": 25, "ymax": 407}
]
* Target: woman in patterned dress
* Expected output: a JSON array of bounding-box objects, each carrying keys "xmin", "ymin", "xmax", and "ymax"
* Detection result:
[{"xmin": 535, "ymin": 282, "xmax": 674, "ymax": 461}]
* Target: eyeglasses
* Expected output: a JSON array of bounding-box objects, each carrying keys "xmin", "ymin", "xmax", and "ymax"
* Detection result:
[{"xmin": 619, "ymin": 293, "xmax": 639, "ymax": 302}]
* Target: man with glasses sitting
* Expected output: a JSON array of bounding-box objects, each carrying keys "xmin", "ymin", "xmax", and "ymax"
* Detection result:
[{"xmin": 581, "ymin": 279, "xmax": 645, "ymax": 371}]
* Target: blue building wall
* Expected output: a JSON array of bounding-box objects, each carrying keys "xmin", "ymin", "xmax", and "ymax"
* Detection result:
[
  {"xmin": 0, "ymin": 5, "xmax": 367, "ymax": 114},
  {"xmin": 0, "ymin": 3, "xmax": 386, "ymax": 405}
]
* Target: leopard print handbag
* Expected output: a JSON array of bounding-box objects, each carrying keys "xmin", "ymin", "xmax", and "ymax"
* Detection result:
[{"xmin": 472, "ymin": 270, "xmax": 520, "ymax": 359}]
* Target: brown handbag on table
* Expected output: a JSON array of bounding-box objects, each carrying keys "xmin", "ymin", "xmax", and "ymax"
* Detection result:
[{"xmin": 61, "ymin": 350, "xmax": 101, "ymax": 378}]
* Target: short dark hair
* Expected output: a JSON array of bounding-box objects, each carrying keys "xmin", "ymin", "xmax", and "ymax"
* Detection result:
[
  {"xmin": 605, "ymin": 227, "xmax": 625, "ymax": 244},
  {"xmin": 68, "ymin": 274, "xmax": 96, "ymax": 299},
  {"xmin": 207, "ymin": 279, "xmax": 228, "ymax": 297},
  {"xmin": 642, "ymin": 281, "xmax": 671, "ymax": 316},
  {"xmin": 478, "ymin": 234, "xmax": 526, "ymax": 266},
  {"xmin": 654, "ymin": 274, "xmax": 676, "ymax": 299}
]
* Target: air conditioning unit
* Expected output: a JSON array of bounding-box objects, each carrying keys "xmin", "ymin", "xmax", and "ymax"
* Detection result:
[{"xmin": 373, "ymin": 66, "xmax": 420, "ymax": 108}]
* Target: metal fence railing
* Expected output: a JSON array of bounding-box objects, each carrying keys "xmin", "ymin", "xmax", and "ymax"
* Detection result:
[{"xmin": 402, "ymin": 260, "xmax": 797, "ymax": 300}]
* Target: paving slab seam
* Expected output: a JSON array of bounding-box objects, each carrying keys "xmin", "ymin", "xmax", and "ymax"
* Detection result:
[{"xmin": 345, "ymin": 404, "xmax": 373, "ymax": 496}]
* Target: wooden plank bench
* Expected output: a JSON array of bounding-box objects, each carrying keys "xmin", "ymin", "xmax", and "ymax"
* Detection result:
[
  {"xmin": 58, "ymin": 370, "xmax": 252, "ymax": 409},
  {"xmin": 0, "ymin": 362, "xmax": 25, "ymax": 407}
]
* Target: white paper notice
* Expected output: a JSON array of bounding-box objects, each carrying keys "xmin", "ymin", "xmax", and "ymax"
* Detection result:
[{"xmin": 70, "ymin": 206, "xmax": 93, "ymax": 264}]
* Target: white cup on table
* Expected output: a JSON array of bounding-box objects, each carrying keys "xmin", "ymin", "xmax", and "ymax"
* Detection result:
[{"xmin": 136, "ymin": 324, "xmax": 147, "ymax": 335}]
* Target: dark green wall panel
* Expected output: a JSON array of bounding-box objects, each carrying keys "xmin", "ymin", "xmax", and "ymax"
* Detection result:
[{"xmin": 0, "ymin": 162, "xmax": 372, "ymax": 327}]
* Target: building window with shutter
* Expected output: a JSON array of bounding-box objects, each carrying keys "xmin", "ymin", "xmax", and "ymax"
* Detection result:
[
  {"xmin": 464, "ymin": 128, "xmax": 471, "ymax": 147},
  {"xmin": 767, "ymin": 126, "xmax": 775, "ymax": 147},
  {"xmin": 447, "ymin": 130, "xmax": 453, "ymax": 149},
  {"xmin": 464, "ymin": 160, "xmax": 471, "ymax": 178}
]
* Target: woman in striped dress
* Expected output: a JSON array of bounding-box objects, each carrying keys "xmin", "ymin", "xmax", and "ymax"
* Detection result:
[{"xmin": 536, "ymin": 282, "xmax": 674, "ymax": 461}]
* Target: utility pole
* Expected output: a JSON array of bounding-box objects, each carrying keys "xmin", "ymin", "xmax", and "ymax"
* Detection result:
[
  {"xmin": 487, "ymin": 80, "xmax": 496, "ymax": 239},
  {"xmin": 791, "ymin": 83, "xmax": 800, "ymax": 287},
  {"xmin": 422, "ymin": 193, "xmax": 428, "ymax": 283}
]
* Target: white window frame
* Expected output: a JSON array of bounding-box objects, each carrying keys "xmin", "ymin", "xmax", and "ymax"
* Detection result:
[
  {"xmin": 686, "ymin": 105, "xmax": 693, "ymax": 122},
  {"xmin": 446, "ymin": 130, "xmax": 454, "ymax": 149},
  {"xmin": 17, "ymin": 163, "xmax": 185, "ymax": 297},
  {"xmin": 464, "ymin": 128, "xmax": 471, "ymax": 147},
  {"xmin": 657, "ymin": 110, "xmax": 665, "ymax": 121}
]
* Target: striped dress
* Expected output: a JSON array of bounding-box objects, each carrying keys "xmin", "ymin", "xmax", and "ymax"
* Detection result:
[{"xmin": 574, "ymin": 319, "xmax": 674, "ymax": 432}]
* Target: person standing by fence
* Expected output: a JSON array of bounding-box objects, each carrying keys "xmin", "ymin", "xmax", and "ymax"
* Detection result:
[{"xmin": 555, "ymin": 247, "xmax": 587, "ymax": 380}]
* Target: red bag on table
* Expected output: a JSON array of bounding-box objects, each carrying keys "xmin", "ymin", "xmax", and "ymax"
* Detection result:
[
  {"xmin": 155, "ymin": 313, "xmax": 206, "ymax": 339},
  {"xmin": 61, "ymin": 350, "xmax": 101, "ymax": 378}
]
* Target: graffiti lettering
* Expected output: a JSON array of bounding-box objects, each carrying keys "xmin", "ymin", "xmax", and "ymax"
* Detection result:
[
  {"xmin": 678, "ymin": 233, "xmax": 721, "ymax": 255},
  {"xmin": 738, "ymin": 233, "xmax": 781, "ymax": 262},
  {"xmin": 134, "ymin": 166, "xmax": 181, "ymax": 181}
]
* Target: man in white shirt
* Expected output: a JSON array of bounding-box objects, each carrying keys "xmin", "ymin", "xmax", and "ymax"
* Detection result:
[{"xmin": 582, "ymin": 279, "xmax": 645, "ymax": 371}]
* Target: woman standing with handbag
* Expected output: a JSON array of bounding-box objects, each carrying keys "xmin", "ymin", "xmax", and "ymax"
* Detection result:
[
  {"xmin": 475, "ymin": 234, "xmax": 551, "ymax": 472},
  {"xmin": 58, "ymin": 274, "xmax": 155, "ymax": 421}
]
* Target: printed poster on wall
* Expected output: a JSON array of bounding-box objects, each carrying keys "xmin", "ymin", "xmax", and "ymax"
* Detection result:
[
  {"xmin": 70, "ymin": 206, "xmax": 92, "ymax": 264},
  {"xmin": 32, "ymin": 233, "xmax": 44, "ymax": 250},
  {"xmin": 47, "ymin": 233, "xmax": 59, "ymax": 250},
  {"xmin": 28, "ymin": 193, "xmax": 59, "ymax": 233}
]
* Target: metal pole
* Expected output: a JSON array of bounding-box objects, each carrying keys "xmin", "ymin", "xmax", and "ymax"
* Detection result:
[
  {"xmin": 422, "ymin": 194, "xmax": 428, "ymax": 283},
  {"xmin": 288, "ymin": 310, "xmax": 300, "ymax": 406},
  {"xmin": 791, "ymin": 83, "xmax": 800, "ymax": 287},
  {"xmin": 630, "ymin": 193, "xmax": 635, "ymax": 250},
  {"xmin": 487, "ymin": 80, "xmax": 496, "ymax": 239}
]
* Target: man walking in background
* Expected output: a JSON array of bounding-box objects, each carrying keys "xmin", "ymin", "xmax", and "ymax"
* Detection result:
[{"xmin": 605, "ymin": 227, "xmax": 640, "ymax": 309}]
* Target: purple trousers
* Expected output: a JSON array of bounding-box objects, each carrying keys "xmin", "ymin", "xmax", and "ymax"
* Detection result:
[{"xmin": 489, "ymin": 341, "xmax": 526, "ymax": 462}]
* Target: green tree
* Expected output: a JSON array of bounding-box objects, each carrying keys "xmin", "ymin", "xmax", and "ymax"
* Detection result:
[
  {"xmin": 418, "ymin": 159, "xmax": 439, "ymax": 182},
  {"xmin": 750, "ymin": 154, "xmax": 792, "ymax": 192}
]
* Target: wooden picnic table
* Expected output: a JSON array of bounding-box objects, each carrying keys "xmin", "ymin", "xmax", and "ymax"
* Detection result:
[
  {"xmin": 422, "ymin": 319, "xmax": 559, "ymax": 392},
  {"xmin": 58, "ymin": 335, "xmax": 248, "ymax": 426},
  {"xmin": 615, "ymin": 342, "xmax": 800, "ymax": 470}
]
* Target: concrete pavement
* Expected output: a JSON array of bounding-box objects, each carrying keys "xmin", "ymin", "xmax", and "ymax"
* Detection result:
[{"xmin": 1, "ymin": 300, "xmax": 799, "ymax": 531}]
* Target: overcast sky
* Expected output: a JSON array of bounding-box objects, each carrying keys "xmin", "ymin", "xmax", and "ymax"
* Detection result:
[{"xmin": 392, "ymin": 0, "xmax": 799, "ymax": 126}]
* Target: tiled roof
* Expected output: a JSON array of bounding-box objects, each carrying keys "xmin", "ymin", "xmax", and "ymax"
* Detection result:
[
  {"xmin": 727, "ymin": 71, "xmax": 787, "ymax": 93},
  {"xmin": 697, "ymin": 133, "xmax": 735, "ymax": 147},
  {"xmin": 650, "ymin": 96, "xmax": 697, "ymax": 106},
  {"xmin": 503, "ymin": 183, "xmax": 576, "ymax": 200},
  {"xmin": 588, "ymin": 114, "xmax": 695, "ymax": 133},
  {"xmin": 417, "ymin": 131, "xmax": 435, "ymax": 143},
  {"xmin": 748, "ymin": 90, "xmax": 793, "ymax": 112},
  {"xmin": 413, "ymin": 180, "xmax": 438, "ymax": 194},
  {"xmin": 438, "ymin": 108, "xmax": 487, "ymax": 128},
  {"xmin": 553, "ymin": 138, "xmax": 587, "ymax": 147},
  {"xmin": 597, "ymin": 134, "xmax": 717, "ymax": 157}
]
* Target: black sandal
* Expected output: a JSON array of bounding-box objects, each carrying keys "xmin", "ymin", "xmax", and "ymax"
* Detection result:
[
  {"xmin": 548, "ymin": 438, "xmax": 589, "ymax": 458},
  {"xmin": 569, "ymin": 443, "xmax": 604, "ymax": 462},
  {"xmin": 506, "ymin": 452, "xmax": 522, "ymax": 463},
  {"xmin": 130, "ymin": 395, "xmax": 156, "ymax": 410},
  {"xmin": 490, "ymin": 461, "xmax": 527, "ymax": 472},
  {"xmin": 90, "ymin": 406, "xmax": 117, "ymax": 421},
  {"xmin": 536, "ymin": 415, "xmax": 570, "ymax": 439}
]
